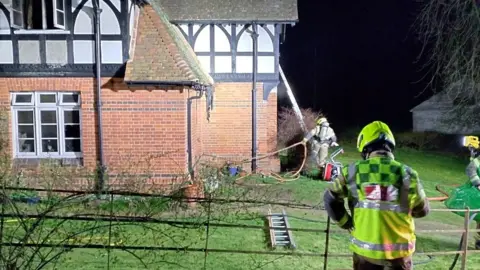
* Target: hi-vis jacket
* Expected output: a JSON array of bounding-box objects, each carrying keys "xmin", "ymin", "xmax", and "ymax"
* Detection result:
[
  {"xmin": 323, "ymin": 151, "xmax": 430, "ymax": 260},
  {"xmin": 466, "ymin": 157, "xmax": 480, "ymax": 187}
]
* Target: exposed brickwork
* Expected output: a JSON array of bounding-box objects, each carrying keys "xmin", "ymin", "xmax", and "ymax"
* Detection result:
[
  {"xmin": 203, "ymin": 82, "xmax": 279, "ymax": 172},
  {"xmin": 0, "ymin": 78, "xmax": 279, "ymax": 189},
  {"xmin": 190, "ymin": 92, "xmax": 207, "ymax": 167},
  {"xmin": 267, "ymin": 92, "xmax": 280, "ymax": 172},
  {"xmin": 0, "ymin": 78, "xmax": 189, "ymax": 188}
]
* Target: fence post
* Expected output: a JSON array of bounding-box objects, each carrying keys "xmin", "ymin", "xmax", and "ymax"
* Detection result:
[
  {"xmin": 107, "ymin": 192, "xmax": 114, "ymax": 270},
  {"xmin": 0, "ymin": 191, "xmax": 4, "ymax": 267},
  {"xmin": 323, "ymin": 216, "xmax": 331, "ymax": 270},
  {"xmin": 461, "ymin": 207, "xmax": 470, "ymax": 270}
]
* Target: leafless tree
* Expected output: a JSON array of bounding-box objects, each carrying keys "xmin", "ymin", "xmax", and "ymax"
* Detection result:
[{"xmin": 415, "ymin": 0, "xmax": 480, "ymax": 128}]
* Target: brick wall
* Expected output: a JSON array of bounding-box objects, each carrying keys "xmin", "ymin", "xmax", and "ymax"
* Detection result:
[
  {"xmin": 100, "ymin": 80, "xmax": 189, "ymax": 187},
  {"xmin": 266, "ymin": 91, "xmax": 280, "ymax": 172},
  {"xmin": 0, "ymin": 77, "xmax": 189, "ymax": 189},
  {"xmin": 203, "ymin": 82, "xmax": 279, "ymax": 172},
  {"xmin": 189, "ymin": 90, "xmax": 207, "ymax": 171},
  {"xmin": 0, "ymin": 78, "xmax": 280, "ymax": 189}
]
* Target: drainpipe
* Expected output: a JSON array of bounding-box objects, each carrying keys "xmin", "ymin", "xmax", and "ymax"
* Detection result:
[
  {"xmin": 187, "ymin": 88, "xmax": 204, "ymax": 180},
  {"xmin": 94, "ymin": 0, "xmax": 105, "ymax": 193},
  {"xmin": 246, "ymin": 24, "xmax": 259, "ymax": 173}
]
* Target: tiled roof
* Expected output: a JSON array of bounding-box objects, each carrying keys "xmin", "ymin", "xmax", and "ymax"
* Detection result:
[
  {"xmin": 151, "ymin": 0, "xmax": 298, "ymax": 23},
  {"xmin": 124, "ymin": 4, "xmax": 213, "ymax": 86}
]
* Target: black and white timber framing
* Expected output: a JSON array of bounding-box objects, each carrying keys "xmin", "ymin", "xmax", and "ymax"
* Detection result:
[
  {"xmin": 177, "ymin": 23, "xmax": 280, "ymax": 83},
  {"xmin": 0, "ymin": 0, "xmax": 284, "ymax": 84},
  {"xmin": 0, "ymin": 0, "xmax": 131, "ymax": 77}
]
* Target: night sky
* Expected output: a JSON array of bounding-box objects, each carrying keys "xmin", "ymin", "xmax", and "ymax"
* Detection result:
[{"xmin": 279, "ymin": 0, "xmax": 434, "ymax": 133}]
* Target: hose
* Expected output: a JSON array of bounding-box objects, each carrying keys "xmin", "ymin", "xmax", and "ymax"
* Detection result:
[
  {"xmin": 427, "ymin": 184, "xmax": 460, "ymax": 202},
  {"xmin": 449, "ymin": 212, "xmax": 478, "ymax": 270},
  {"xmin": 233, "ymin": 141, "xmax": 308, "ymax": 186},
  {"xmin": 425, "ymin": 184, "xmax": 462, "ymax": 202}
]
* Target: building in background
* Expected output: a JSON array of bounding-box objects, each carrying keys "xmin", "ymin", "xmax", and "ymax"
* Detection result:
[
  {"xmin": 411, "ymin": 92, "xmax": 480, "ymax": 134},
  {"xmin": 0, "ymin": 0, "xmax": 298, "ymax": 189}
]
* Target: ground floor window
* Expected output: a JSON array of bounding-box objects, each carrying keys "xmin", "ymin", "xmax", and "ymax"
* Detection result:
[{"xmin": 11, "ymin": 92, "xmax": 82, "ymax": 159}]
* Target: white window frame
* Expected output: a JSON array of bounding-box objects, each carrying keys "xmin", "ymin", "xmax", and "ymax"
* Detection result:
[
  {"xmin": 53, "ymin": 0, "xmax": 66, "ymax": 29},
  {"xmin": 61, "ymin": 108, "xmax": 82, "ymax": 155},
  {"xmin": 11, "ymin": 92, "xmax": 82, "ymax": 159},
  {"xmin": 11, "ymin": 92, "xmax": 34, "ymax": 106},
  {"xmin": 37, "ymin": 108, "xmax": 60, "ymax": 156},
  {"xmin": 9, "ymin": 0, "xmax": 68, "ymax": 31},
  {"xmin": 13, "ymin": 108, "xmax": 37, "ymax": 157},
  {"xmin": 59, "ymin": 92, "xmax": 81, "ymax": 105},
  {"xmin": 10, "ymin": 0, "xmax": 24, "ymax": 29},
  {"xmin": 37, "ymin": 92, "xmax": 58, "ymax": 106}
]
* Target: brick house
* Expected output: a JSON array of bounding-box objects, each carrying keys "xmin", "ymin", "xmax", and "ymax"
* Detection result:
[{"xmin": 0, "ymin": 0, "xmax": 298, "ymax": 189}]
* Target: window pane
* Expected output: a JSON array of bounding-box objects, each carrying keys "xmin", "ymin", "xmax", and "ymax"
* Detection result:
[
  {"xmin": 65, "ymin": 125, "xmax": 80, "ymax": 138},
  {"xmin": 42, "ymin": 139, "xmax": 58, "ymax": 152},
  {"xmin": 12, "ymin": 0, "xmax": 21, "ymax": 10},
  {"xmin": 40, "ymin": 94, "xmax": 56, "ymax": 103},
  {"xmin": 13, "ymin": 12, "xmax": 23, "ymax": 28},
  {"xmin": 18, "ymin": 125, "xmax": 34, "ymax": 138},
  {"xmin": 41, "ymin": 125, "xmax": 58, "ymax": 138},
  {"xmin": 19, "ymin": 139, "xmax": 35, "ymax": 153},
  {"xmin": 64, "ymin": 111, "xmax": 80, "ymax": 123},
  {"xmin": 56, "ymin": 0, "xmax": 64, "ymax": 10},
  {"xmin": 65, "ymin": 139, "xmax": 81, "ymax": 152},
  {"xmin": 15, "ymin": 94, "xmax": 32, "ymax": 103},
  {"xmin": 62, "ymin": 93, "xmax": 79, "ymax": 104},
  {"xmin": 41, "ymin": 111, "xmax": 57, "ymax": 124},
  {"xmin": 56, "ymin": 11, "xmax": 65, "ymax": 26},
  {"xmin": 17, "ymin": 111, "xmax": 34, "ymax": 124}
]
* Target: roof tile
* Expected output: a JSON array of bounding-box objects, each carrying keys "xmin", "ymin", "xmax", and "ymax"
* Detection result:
[
  {"xmin": 125, "ymin": 5, "xmax": 213, "ymax": 85},
  {"xmin": 151, "ymin": 0, "xmax": 298, "ymax": 22}
]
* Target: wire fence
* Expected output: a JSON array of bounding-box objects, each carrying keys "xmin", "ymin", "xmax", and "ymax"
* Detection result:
[{"xmin": 0, "ymin": 186, "xmax": 479, "ymax": 269}]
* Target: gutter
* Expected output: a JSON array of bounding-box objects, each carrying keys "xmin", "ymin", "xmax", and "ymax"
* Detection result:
[
  {"xmin": 245, "ymin": 23, "xmax": 259, "ymax": 173},
  {"xmin": 170, "ymin": 20, "xmax": 298, "ymax": 25},
  {"xmin": 124, "ymin": 80, "xmax": 200, "ymax": 87},
  {"xmin": 94, "ymin": 0, "xmax": 106, "ymax": 193},
  {"xmin": 187, "ymin": 89, "xmax": 204, "ymax": 180}
]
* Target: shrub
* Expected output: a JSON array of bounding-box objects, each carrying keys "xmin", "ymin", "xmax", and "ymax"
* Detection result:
[
  {"xmin": 277, "ymin": 107, "xmax": 321, "ymax": 149},
  {"xmin": 395, "ymin": 131, "xmax": 461, "ymax": 152},
  {"xmin": 277, "ymin": 107, "xmax": 323, "ymax": 171},
  {"xmin": 395, "ymin": 132, "xmax": 440, "ymax": 150},
  {"xmin": 337, "ymin": 128, "xmax": 468, "ymax": 157}
]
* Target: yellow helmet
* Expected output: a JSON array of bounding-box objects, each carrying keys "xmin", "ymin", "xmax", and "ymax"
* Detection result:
[
  {"xmin": 316, "ymin": 117, "xmax": 327, "ymax": 125},
  {"xmin": 356, "ymin": 121, "xmax": 395, "ymax": 153}
]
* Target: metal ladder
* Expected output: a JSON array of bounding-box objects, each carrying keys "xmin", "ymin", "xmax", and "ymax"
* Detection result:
[{"xmin": 267, "ymin": 209, "xmax": 296, "ymax": 249}]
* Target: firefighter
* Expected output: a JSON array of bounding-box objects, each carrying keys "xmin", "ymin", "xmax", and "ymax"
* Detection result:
[
  {"xmin": 466, "ymin": 148, "xmax": 480, "ymax": 249},
  {"xmin": 302, "ymin": 117, "xmax": 338, "ymax": 168},
  {"xmin": 323, "ymin": 121, "xmax": 430, "ymax": 270}
]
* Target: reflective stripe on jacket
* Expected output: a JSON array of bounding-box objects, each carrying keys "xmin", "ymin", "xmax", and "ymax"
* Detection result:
[{"xmin": 341, "ymin": 156, "xmax": 425, "ymax": 260}]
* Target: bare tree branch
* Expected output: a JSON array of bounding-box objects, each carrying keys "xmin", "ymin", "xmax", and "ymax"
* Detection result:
[{"xmin": 415, "ymin": 0, "xmax": 480, "ymax": 129}]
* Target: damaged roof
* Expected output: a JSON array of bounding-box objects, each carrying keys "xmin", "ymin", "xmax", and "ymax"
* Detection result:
[
  {"xmin": 124, "ymin": 4, "xmax": 213, "ymax": 86},
  {"xmin": 151, "ymin": 0, "xmax": 298, "ymax": 23}
]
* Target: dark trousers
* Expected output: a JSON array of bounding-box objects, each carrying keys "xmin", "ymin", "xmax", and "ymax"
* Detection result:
[
  {"xmin": 476, "ymin": 222, "xmax": 480, "ymax": 249},
  {"xmin": 353, "ymin": 253, "xmax": 412, "ymax": 270}
]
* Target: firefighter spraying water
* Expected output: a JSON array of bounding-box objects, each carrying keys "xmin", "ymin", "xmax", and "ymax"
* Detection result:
[
  {"xmin": 301, "ymin": 117, "xmax": 340, "ymax": 180},
  {"xmin": 302, "ymin": 117, "xmax": 338, "ymax": 167}
]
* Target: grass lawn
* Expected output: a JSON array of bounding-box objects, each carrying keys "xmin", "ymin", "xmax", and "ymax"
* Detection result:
[{"xmin": 3, "ymin": 144, "xmax": 480, "ymax": 269}]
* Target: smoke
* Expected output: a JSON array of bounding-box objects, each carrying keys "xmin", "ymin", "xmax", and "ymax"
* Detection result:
[{"xmin": 276, "ymin": 81, "xmax": 290, "ymax": 101}]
